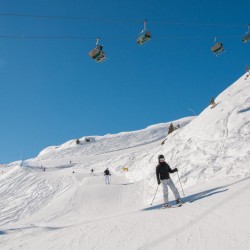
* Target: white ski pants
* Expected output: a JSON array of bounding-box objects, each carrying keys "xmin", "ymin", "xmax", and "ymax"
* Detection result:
[
  {"xmin": 161, "ymin": 178, "xmax": 180, "ymax": 204},
  {"xmin": 105, "ymin": 175, "xmax": 110, "ymax": 185}
]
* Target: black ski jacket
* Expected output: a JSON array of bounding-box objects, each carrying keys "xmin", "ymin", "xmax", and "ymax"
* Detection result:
[
  {"xmin": 104, "ymin": 169, "xmax": 111, "ymax": 176},
  {"xmin": 156, "ymin": 162, "xmax": 177, "ymax": 183}
]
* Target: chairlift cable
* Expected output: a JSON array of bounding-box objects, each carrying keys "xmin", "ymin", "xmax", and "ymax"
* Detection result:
[
  {"xmin": 0, "ymin": 12, "xmax": 247, "ymax": 27},
  {"xmin": 0, "ymin": 35, "xmax": 96, "ymax": 39},
  {"xmin": 150, "ymin": 20, "xmax": 246, "ymax": 27}
]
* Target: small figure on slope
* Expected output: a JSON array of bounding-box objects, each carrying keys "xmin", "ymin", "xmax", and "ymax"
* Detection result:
[
  {"xmin": 104, "ymin": 168, "xmax": 111, "ymax": 185},
  {"xmin": 156, "ymin": 155, "xmax": 183, "ymax": 208},
  {"xmin": 210, "ymin": 97, "xmax": 217, "ymax": 109},
  {"xmin": 245, "ymin": 65, "xmax": 249, "ymax": 80},
  {"xmin": 90, "ymin": 168, "xmax": 95, "ymax": 175}
]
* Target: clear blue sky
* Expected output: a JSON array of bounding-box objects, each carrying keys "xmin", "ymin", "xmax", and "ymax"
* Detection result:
[{"xmin": 0, "ymin": 0, "xmax": 249, "ymax": 163}]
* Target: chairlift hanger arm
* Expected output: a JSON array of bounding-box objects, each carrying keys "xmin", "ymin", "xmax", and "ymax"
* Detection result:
[{"xmin": 143, "ymin": 19, "xmax": 148, "ymax": 31}]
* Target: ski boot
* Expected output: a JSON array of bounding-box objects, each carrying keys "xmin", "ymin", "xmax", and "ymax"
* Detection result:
[
  {"xmin": 176, "ymin": 198, "xmax": 184, "ymax": 205},
  {"xmin": 163, "ymin": 203, "xmax": 171, "ymax": 208}
]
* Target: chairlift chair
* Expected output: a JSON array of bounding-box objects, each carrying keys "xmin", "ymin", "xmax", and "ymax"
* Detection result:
[
  {"xmin": 242, "ymin": 25, "xmax": 250, "ymax": 43},
  {"xmin": 88, "ymin": 38, "xmax": 106, "ymax": 63},
  {"xmin": 136, "ymin": 20, "xmax": 151, "ymax": 45},
  {"xmin": 211, "ymin": 37, "xmax": 224, "ymax": 56}
]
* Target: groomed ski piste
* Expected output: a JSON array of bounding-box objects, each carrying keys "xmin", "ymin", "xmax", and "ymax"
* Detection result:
[{"xmin": 0, "ymin": 73, "xmax": 250, "ymax": 250}]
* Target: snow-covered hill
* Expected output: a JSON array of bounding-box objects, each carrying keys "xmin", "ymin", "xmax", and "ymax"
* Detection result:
[
  {"xmin": 36, "ymin": 117, "xmax": 192, "ymax": 160},
  {"xmin": 0, "ymin": 73, "xmax": 249, "ymax": 250}
]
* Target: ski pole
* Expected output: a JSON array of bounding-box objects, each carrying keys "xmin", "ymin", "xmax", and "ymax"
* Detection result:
[
  {"xmin": 177, "ymin": 172, "xmax": 185, "ymax": 197},
  {"xmin": 150, "ymin": 184, "xmax": 159, "ymax": 205}
]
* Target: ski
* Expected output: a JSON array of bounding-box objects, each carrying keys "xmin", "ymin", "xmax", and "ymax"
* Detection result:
[
  {"xmin": 210, "ymin": 103, "xmax": 218, "ymax": 109},
  {"xmin": 189, "ymin": 198, "xmax": 200, "ymax": 203},
  {"xmin": 161, "ymin": 203, "xmax": 183, "ymax": 209}
]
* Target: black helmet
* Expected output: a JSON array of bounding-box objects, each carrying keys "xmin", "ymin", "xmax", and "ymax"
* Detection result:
[{"xmin": 158, "ymin": 155, "xmax": 165, "ymax": 160}]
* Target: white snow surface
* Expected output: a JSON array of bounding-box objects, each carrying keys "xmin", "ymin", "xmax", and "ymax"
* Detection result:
[{"xmin": 0, "ymin": 73, "xmax": 250, "ymax": 250}]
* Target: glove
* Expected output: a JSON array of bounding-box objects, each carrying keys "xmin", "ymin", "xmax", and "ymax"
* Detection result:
[
  {"xmin": 157, "ymin": 180, "xmax": 161, "ymax": 185},
  {"xmin": 174, "ymin": 168, "xmax": 178, "ymax": 172}
]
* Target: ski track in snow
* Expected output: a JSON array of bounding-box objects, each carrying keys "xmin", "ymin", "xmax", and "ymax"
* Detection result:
[{"xmin": 0, "ymin": 166, "xmax": 74, "ymax": 226}]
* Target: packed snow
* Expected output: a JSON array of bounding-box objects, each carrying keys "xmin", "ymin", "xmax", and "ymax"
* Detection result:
[{"xmin": 0, "ymin": 73, "xmax": 249, "ymax": 250}]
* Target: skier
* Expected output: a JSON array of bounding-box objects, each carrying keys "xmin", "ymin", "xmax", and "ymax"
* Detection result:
[
  {"xmin": 156, "ymin": 155, "xmax": 183, "ymax": 208},
  {"xmin": 245, "ymin": 65, "xmax": 249, "ymax": 80},
  {"xmin": 90, "ymin": 168, "xmax": 95, "ymax": 175},
  {"xmin": 104, "ymin": 168, "xmax": 111, "ymax": 185},
  {"xmin": 210, "ymin": 97, "xmax": 216, "ymax": 106}
]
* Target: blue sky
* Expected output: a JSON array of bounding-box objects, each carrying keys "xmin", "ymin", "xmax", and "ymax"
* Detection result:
[{"xmin": 0, "ymin": 0, "xmax": 249, "ymax": 163}]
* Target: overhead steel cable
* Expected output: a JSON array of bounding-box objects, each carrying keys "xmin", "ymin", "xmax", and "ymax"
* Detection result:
[
  {"xmin": 150, "ymin": 20, "xmax": 246, "ymax": 27},
  {"xmin": 0, "ymin": 12, "xmax": 92, "ymax": 20},
  {"xmin": 0, "ymin": 12, "xmax": 247, "ymax": 27},
  {"xmin": 0, "ymin": 35, "xmax": 96, "ymax": 39},
  {"xmin": 0, "ymin": 12, "xmax": 140, "ymax": 23}
]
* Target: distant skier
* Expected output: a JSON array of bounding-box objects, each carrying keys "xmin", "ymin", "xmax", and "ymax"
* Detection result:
[
  {"xmin": 104, "ymin": 168, "xmax": 111, "ymax": 184},
  {"xmin": 210, "ymin": 97, "xmax": 216, "ymax": 106},
  {"xmin": 245, "ymin": 65, "xmax": 249, "ymax": 80},
  {"xmin": 156, "ymin": 155, "xmax": 183, "ymax": 208},
  {"xmin": 90, "ymin": 168, "xmax": 95, "ymax": 175}
]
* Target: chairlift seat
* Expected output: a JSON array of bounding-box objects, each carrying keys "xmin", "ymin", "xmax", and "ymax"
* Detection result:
[
  {"xmin": 88, "ymin": 45, "xmax": 106, "ymax": 62},
  {"xmin": 242, "ymin": 32, "xmax": 250, "ymax": 43},
  {"xmin": 88, "ymin": 45, "xmax": 103, "ymax": 58},
  {"xmin": 136, "ymin": 31, "xmax": 151, "ymax": 45},
  {"xmin": 95, "ymin": 52, "xmax": 106, "ymax": 62},
  {"xmin": 211, "ymin": 42, "xmax": 224, "ymax": 54}
]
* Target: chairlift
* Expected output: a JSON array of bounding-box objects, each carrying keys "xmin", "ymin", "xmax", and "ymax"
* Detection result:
[
  {"xmin": 211, "ymin": 37, "xmax": 224, "ymax": 56},
  {"xmin": 136, "ymin": 20, "xmax": 151, "ymax": 46},
  {"xmin": 88, "ymin": 38, "xmax": 106, "ymax": 63},
  {"xmin": 242, "ymin": 24, "xmax": 250, "ymax": 43}
]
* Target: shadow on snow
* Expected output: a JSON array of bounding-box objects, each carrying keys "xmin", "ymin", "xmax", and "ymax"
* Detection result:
[
  {"xmin": 142, "ymin": 186, "xmax": 228, "ymax": 211},
  {"xmin": 0, "ymin": 225, "xmax": 62, "ymax": 236},
  {"xmin": 238, "ymin": 107, "xmax": 250, "ymax": 113},
  {"xmin": 143, "ymin": 176, "xmax": 250, "ymax": 211}
]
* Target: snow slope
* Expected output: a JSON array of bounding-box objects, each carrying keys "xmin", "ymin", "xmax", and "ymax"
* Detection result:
[{"xmin": 0, "ymin": 73, "xmax": 249, "ymax": 250}]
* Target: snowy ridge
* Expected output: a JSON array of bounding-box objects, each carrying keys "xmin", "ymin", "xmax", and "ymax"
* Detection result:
[{"xmin": 36, "ymin": 117, "xmax": 193, "ymax": 160}]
